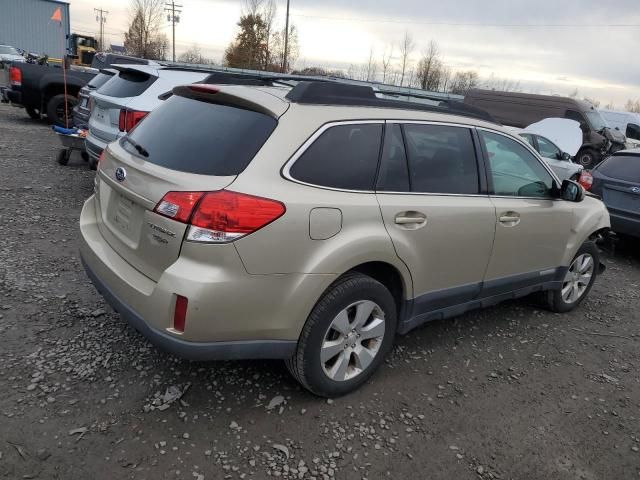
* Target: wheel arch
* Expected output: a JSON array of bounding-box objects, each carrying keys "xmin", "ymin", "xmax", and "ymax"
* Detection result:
[{"xmin": 345, "ymin": 261, "xmax": 411, "ymax": 321}]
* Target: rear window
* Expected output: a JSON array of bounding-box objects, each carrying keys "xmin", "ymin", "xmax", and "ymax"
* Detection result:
[
  {"xmin": 87, "ymin": 72, "xmax": 114, "ymax": 89},
  {"xmin": 597, "ymin": 155, "xmax": 640, "ymax": 182},
  {"xmin": 123, "ymin": 95, "xmax": 277, "ymax": 176},
  {"xmin": 97, "ymin": 70, "xmax": 156, "ymax": 98}
]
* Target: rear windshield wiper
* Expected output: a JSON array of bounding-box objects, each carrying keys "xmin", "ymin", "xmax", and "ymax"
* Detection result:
[{"xmin": 123, "ymin": 136, "xmax": 149, "ymax": 158}]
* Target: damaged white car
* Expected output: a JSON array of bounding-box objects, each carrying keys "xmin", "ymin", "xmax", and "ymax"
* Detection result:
[{"xmin": 508, "ymin": 118, "xmax": 584, "ymax": 181}]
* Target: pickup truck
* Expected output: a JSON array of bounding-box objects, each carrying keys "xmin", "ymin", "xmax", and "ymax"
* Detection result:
[{"xmin": 3, "ymin": 52, "xmax": 152, "ymax": 127}]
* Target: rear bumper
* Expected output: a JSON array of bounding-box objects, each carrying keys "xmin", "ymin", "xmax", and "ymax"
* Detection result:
[
  {"xmin": 610, "ymin": 212, "xmax": 640, "ymax": 238},
  {"xmin": 78, "ymin": 195, "xmax": 330, "ymax": 360},
  {"xmin": 6, "ymin": 89, "xmax": 22, "ymax": 105},
  {"xmin": 81, "ymin": 256, "xmax": 296, "ymax": 360},
  {"xmin": 85, "ymin": 134, "xmax": 106, "ymax": 161}
]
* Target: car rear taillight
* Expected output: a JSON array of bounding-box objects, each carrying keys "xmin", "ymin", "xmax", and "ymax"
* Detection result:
[
  {"xmin": 578, "ymin": 171, "xmax": 593, "ymax": 191},
  {"xmin": 118, "ymin": 109, "xmax": 148, "ymax": 132},
  {"xmin": 154, "ymin": 191, "xmax": 204, "ymax": 223},
  {"xmin": 173, "ymin": 295, "xmax": 188, "ymax": 333},
  {"xmin": 9, "ymin": 66, "xmax": 21, "ymax": 87},
  {"xmin": 153, "ymin": 190, "xmax": 286, "ymax": 243},
  {"xmin": 97, "ymin": 150, "xmax": 105, "ymax": 168}
]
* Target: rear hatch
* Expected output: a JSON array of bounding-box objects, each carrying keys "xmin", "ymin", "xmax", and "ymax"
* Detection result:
[
  {"xmin": 94, "ymin": 89, "xmax": 282, "ymax": 281},
  {"xmin": 89, "ymin": 67, "xmax": 159, "ymax": 143},
  {"xmin": 593, "ymin": 154, "xmax": 640, "ymax": 219}
]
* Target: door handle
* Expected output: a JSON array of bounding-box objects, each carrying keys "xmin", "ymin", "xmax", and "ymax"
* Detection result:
[
  {"xmin": 394, "ymin": 211, "xmax": 427, "ymax": 228},
  {"xmin": 499, "ymin": 211, "xmax": 521, "ymax": 226}
]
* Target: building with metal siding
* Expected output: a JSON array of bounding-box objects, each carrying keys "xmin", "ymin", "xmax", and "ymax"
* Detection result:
[{"xmin": 0, "ymin": 0, "xmax": 71, "ymax": 58}]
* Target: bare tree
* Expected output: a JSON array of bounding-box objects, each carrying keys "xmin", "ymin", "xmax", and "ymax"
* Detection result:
[
  {"xmin": 626, "ymin": 100, "xmax": 640, "ymax": 113},
  {"xmin": 380, "ymin": 45, "xmax": 393, "ymax": 83},
  {"xmin": 365, "ymin": 48, "xmax": 377, "ymax": 82},
  {"xmin": 262, "ymin": 0, "xmax": 277, "ymax": 69},
  {"xmin": 398, "ymin": 31, "xmax": 414, "ymax": 87},
  {"xmin": 124, "ymin": 0, "xmax": 165, "ymax": 59},
  {"xmin": 416, "ymin": 40, "xmax": 443, "ymax": 91},
  {"xmin": 449, "ymin": 70, "xmax": 479, "ymax": 95},
  {"xmin": 604, "ymin": 101, "xmax": 615, "ymax": 110},
  {"xmin": 178, "ymin": 44, "xmax": 211, "ymax": 64}
]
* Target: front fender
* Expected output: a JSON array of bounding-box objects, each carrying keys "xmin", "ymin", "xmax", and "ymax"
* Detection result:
[{"xmin": 561, "ymin": 196, "xmax": 611, "ymax": 266}]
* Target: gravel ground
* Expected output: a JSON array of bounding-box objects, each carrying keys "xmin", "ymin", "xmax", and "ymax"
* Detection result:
[{"xmin": 1, "ymin": 102, "xmax": 640, "ymax": 480}]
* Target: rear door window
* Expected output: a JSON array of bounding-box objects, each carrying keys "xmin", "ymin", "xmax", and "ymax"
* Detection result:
[
  {"xmin": 97, "ymin": 70, "xmax": 156, "ymax": 98},
  {"xmin": 376, "ymin": 124, "xmax": 410, "ymax": 192},
  {"xmin": 597, "ymin": 155, "xmax": 640, "ymax": 182},
  {"xmin": 290, "ymin": 124, "xmax": 383, "ymax": 190},
  {"xmin": 123, "ymin": 95, "xmax": 277, "ymax": 176},
  {"xmin": 402, "ymin": 124, "xmax": 480, "ymax": 194}
]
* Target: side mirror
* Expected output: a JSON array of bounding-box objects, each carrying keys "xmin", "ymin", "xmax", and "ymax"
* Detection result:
[
  {"xmin": 560, "ymin": 179, "xmax": 584, "ymax": 202},
  {"xmin": 561, "ymin": 152, "xmax": 572, "ymax": 161}
]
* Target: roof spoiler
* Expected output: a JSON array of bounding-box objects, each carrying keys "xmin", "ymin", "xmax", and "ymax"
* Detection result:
[{"xmin": 172, "ymin": 84, "xmax": 277, "ymax": 118}]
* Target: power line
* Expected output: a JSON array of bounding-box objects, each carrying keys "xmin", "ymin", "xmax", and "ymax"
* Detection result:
[
  {"xmin": 165, "ymin": 1, "xmax": 183, "ymax": 62},
  {"xmin": 94, "ymin": 8, "xmax": 109, "ymax": 49},
  {"xmin": 290, "ymin": 13, "xmax": 640, "ymax": 28}
]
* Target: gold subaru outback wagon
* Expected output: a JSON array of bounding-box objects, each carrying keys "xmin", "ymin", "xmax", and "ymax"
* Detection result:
[{"xmin": 80, "ymin": 80, "xmax": 610, "ymax": 397}]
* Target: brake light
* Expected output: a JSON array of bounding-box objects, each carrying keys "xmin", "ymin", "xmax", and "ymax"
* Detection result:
[
  {"xmin": 188, "ymin": 84, "xmax": 220, "ymax": 95},
  {"xmin": 173, "ymin": 295, "xmax": 188, "ymax": 333},
  {"xmin": 154, "ymin": 191, "xmax": 204, "ymax": 223},
  {"xmin": 188, "ymin": 191, "xmax": 286, "ymax": 243},
  {"xmin": 118, "ymin": 109, "xmax": 148, "ymax": 132},
  {"xmin": 9, "ymin": 66, "xmax": 21, "ymax": 87},
  {"xmin": 578, "ymin": 171, "xmax": 593, "ymax": 190},
  {"xmin": 153, "ymin": 190, "xmax": 286, "ymax": 243}
]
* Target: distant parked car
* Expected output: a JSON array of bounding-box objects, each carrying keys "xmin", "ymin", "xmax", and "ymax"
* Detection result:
[
  {"xmin": 581, "ymin": 150, "xmax": 640, "ymax": 239},
  {"xmin": 518, "ymin": 132, "xmax": 583, "ymax": 181},
  {"xmin": 0, "ymin": 44, "xmax": 24, "ymax": 65},
  {"xmin": 73, "ymin": 68, "xmax": 117, "ymax": 128},
  {"xmin": 85, "ymin": 65, "xmax": 214, "ymax": 169},
  {"xmin": 507, "ymin": 118, "xmax": 584, "ymax": 181}
]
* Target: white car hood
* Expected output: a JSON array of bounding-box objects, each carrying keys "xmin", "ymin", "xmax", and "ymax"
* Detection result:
[{"xmin": 524, "ymin": 118, "xmax": 582, "ymax": 156}]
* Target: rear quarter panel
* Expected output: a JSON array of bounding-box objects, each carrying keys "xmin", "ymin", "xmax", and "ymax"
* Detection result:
[{"xmin": 229, "ymin": 107, "xmax": 414, "ymax": 296}]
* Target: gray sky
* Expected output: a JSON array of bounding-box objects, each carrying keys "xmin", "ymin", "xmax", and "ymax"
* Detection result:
[{"xmin": 70, "ymin": 0, "xmax": 640, "ymax": 107}]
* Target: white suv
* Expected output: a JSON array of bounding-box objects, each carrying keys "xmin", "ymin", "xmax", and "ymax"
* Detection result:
[{"xmin": 85, "ymin": 65, "xmax": 214, "ymax": 168}]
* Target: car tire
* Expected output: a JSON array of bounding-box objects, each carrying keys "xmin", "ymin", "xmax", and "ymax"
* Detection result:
[
  {"xmin": 46, "ymin": 94, "xmax": 77, "ymax": 127},
  {"xmin": 81, "ymin": 151, "xmax": 89, "ymax": 162},
  {"xmin": 576, "ymin": 148, "xmax": 599, "ymax": 169},
  {"xmin": 544, "ymin": 241, "xmax": 600, "ymax": 313},
  {"xmin": 25, "ymin": 107, "xmax": 40, "ymax": 120},
  {"xmin": 286, "ymin": 273, "xmax": 397, "ymax": 397}
]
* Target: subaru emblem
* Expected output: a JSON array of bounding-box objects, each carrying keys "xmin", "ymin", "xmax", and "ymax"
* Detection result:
[
  {"xmin": 115, "ymin": 167, "xmax": 126, "ymax": 182},
  {"xmin": 632, "ymin": 186, "xmax": 640, "ymax": 194}
]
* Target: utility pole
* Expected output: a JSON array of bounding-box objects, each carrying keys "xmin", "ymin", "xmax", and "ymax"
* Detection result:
[
  {"xmin": 94, "ymin": 8, "xmax": 109, "ymax": 51},
  {"xmin": 282, "ymin": 0, "xmax": 290, "ymax": 73},
  {"xmin": 165, "ymin": 1, "xmax": 182, "ymax": 62}
]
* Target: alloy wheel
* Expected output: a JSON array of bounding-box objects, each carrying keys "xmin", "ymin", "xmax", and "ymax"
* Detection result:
[
  {"xmin": 561, "ymin": 253, "xmax": 594, "ymax": 304},
  {"xmin": 320, "ymin": 300, "xmax": 386, "ymax": 382}
]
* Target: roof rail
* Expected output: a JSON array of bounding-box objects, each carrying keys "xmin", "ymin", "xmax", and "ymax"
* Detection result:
[
  {"xmin": 285, "ymin": 81, "xmax": 497, "ymax": 123},
  {"xmin": 154, "ymin": 61, "xmax": 493, "ymax": 121}
]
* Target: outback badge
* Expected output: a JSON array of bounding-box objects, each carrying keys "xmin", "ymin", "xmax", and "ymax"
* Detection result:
[{"xmin": 115, "ymin": 167, "xmax": 126, "ymax": 182}]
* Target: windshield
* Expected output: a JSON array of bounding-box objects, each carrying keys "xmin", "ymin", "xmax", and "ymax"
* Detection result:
[
  {"xmin": 585, "ymin": 110, "xmax": 608, "ymax": 131},
  {"xmin": 0, "ymin": 46, "xmax": 20, "ymax": 55}
]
